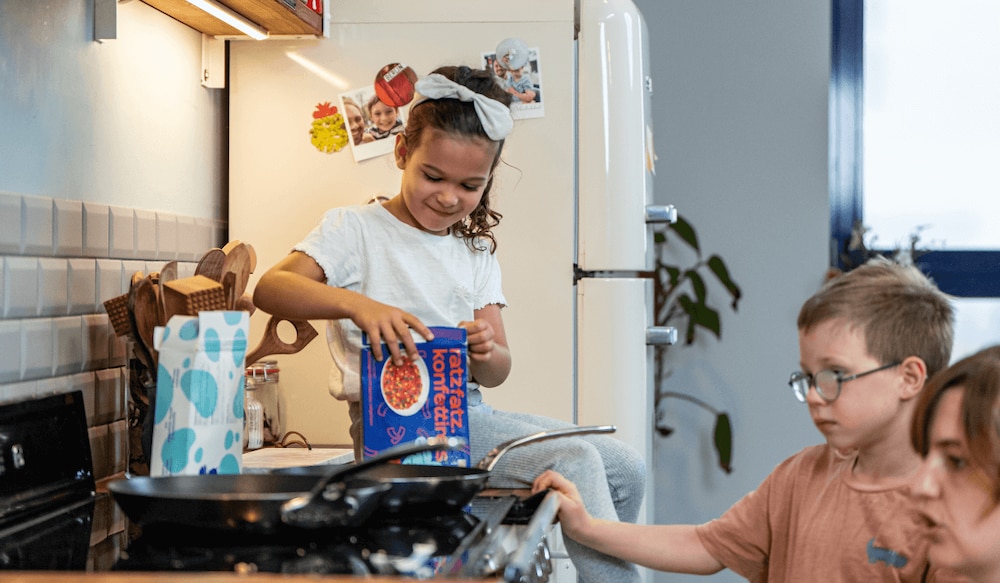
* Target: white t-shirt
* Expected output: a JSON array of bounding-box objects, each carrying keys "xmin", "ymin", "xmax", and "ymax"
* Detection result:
[{"xmin": 293, "ymin": 203, "xmax": 506, "ymax": 401}]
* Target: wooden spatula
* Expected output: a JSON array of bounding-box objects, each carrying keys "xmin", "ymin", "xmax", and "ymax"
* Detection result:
[
  {"xmin": 195, "ymin": 248, "xmax": 226, "ymax": 282},
  {"xmin": 245, "ymin": 316, "xmax": 318, "ymax": 366}
]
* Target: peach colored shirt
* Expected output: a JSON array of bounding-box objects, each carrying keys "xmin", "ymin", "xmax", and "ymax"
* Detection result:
[{"xmin": 696, "ymin": 444, "xmax": 968, "ymax": 582}]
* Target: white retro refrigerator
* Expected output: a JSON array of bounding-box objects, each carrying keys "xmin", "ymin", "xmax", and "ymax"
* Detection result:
[{"xmin": 228, "ymin": 0, "xmax": 673, "ymax": 578}]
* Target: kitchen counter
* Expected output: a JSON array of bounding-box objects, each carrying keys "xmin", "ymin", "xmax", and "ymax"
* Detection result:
[
  {"xmin": 241, "ymin": 446, "xmax": 354, "ymax": 472},
  {"xmin": 6, "ymin": 574, "xmax": 489, "ymax": 583}
]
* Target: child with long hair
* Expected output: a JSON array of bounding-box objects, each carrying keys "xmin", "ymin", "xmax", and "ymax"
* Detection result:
[
  {"xmin": 910, "ymin": 345, "xmax": 1000, "ymax": 582},
  {"xmin": 254, "ymin": 65, "xmax": 645, "ymax": 583}
]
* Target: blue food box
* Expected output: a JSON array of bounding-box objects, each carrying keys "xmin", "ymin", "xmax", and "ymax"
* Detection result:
[{"xmin": 360, "ymin": 326, "xmax": 470, "ymax": 466}]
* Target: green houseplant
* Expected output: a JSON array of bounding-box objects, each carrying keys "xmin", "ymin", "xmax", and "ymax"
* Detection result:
[{"xmin": 651, "ymin": 215, "xmax": 742, "ymax": 474}]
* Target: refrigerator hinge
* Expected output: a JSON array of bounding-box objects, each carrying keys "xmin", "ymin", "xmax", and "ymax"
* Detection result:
[{"xmin": 573, "ymin": 265, "xmax": 653, "ymax": 283}]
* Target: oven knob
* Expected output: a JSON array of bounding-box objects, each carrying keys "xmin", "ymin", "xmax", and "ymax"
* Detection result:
[
  {"xmin": 10, "ymin": 443, "xmax": 26, "ymax": 469},
  {"xmin": 533, "ymin": 559, "xmax": 546, "ymax": 582},
  {"xmin": 483, "ymin": 552, "xmax": 500, "ymax": 574}
]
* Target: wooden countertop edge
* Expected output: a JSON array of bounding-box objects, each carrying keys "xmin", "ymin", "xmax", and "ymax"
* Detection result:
[{"xmin": 6, "ymin": 573, "xmax": 488, "ymax": 582}]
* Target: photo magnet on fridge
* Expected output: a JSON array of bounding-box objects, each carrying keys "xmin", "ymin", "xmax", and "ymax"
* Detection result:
[
  {"xmin": 484, "ymin": 40, "xmax": 545, "ymax": 120},
  {"xmin": 361, "ymin": 326, "xmax": 470, "ymax": 466}
]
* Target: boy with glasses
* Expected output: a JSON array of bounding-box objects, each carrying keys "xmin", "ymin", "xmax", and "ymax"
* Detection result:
[{"xmin": 534, "ymin": 257, "xmax": 968, "ymax": 581}]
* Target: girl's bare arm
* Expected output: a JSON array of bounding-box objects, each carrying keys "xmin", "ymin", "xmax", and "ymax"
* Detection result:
[{"xmin": 253, "ymin": 251, "xmax": 432, "ymax": 364}]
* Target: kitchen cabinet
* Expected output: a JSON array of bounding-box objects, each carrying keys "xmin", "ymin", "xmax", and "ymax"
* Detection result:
[{"xmin": 142, "ymin": 0, "xmax": 322, "ymax": 37}]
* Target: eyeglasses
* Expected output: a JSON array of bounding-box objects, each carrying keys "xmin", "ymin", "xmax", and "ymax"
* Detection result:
[{"xmin": 788, "ymin": 361, "xmax": 901, "ymax": 403}]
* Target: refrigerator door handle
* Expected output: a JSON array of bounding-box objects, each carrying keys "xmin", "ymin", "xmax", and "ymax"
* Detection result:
[
  {"xmin": 645, "ymin": 204, "xmax": 677, "ymax": 224},
  {"xmin": 646, "ymin": 326, "xmax": 678, "ymax": 346}
]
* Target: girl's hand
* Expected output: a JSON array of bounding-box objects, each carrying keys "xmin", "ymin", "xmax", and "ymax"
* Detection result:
[
  {"xmin": 532, "ymin": 469, "xmax": 593, "ymax": 538},
  {"xmin": 457, "ymin": 304, "xmax": 510, "ymax": 388},
  {"xmin": 457, "ymin": 318, "xmax": 496, "ymax": 363},
  {"xmin": 352, "ymin": 297, "xmax": 433, "ymax": 365}
]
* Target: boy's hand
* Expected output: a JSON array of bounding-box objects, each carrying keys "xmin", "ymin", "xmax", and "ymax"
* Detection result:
[
  {"xmin": 458, "ymin": 319, "xmax": 496, "ymax": 363},
  {"xmin": 532, "ymin": 469, "xmax": 593, "ymax": 538},
  {"xmin": 352, "ymin": 297, "xmax": 433, "ymax": 365}
]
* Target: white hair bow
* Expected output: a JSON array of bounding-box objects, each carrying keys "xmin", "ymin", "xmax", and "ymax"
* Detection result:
[{"xmin": 410, "ymin": 73, "xmax": 513, "ymax": 141}]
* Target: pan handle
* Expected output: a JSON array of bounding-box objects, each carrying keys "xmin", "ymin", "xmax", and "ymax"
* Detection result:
[
  {"xmin": 280, "ymin": 435, "xmax": 464, "ymax": 528},
  {"xmin": 476, "ymin": 425, "xmax": 617, "ymax": 472}
]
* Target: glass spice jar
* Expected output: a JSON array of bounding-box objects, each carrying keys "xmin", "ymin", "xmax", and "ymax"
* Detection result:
[{"xmin": 245, "ymin": 360, "xmax": 282, "ymax": 446}]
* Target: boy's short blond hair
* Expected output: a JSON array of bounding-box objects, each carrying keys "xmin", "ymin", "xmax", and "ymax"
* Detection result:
[{"xmin": 797, "ymin": 257, "xmax": 954, "ymax": 378}]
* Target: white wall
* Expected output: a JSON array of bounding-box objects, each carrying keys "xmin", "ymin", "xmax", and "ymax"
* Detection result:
[
  {"xmin": 0, "ymin": 0, "xmax": 225, "ymax": 219},
  {"xmin": 632, "ymin": 1, "xmax": 831, "ymax": 581}
]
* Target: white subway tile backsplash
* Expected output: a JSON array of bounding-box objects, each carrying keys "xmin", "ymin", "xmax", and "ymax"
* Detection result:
[
  {"xmin": 0, "ymin": 190, "xmax": 224, "ymax": 495},
  {"xmin": 109, "ymin": 206, "xmax": 135, "ymax": 259},
  {"xmin": 69, "ymin": 371, "xmax": 98, "ymax": 426},
  {"xmin": 22, "ymin": 196, "xmax": 53, "ymax": 256},
  {"xmin": 195, "ymin": 217, "xmax": 218, "ymax": 256},
  {"xmin": 122, "ymin": 260, "xmax": 146, "ymax": 289},
  {"xmin": 177, "ymin": 216, "xmax": 198, "ymax": 261},
  {"xmin": 110, "ymin": 332, "xmax": 126, "ymax": 368},
  {"xmin": 1, "ymin": 379, "xmax": 37, "ymax": 403},
  {"xmin": 83, "ymin": 313, "xmax": 111, "ymax": 370},
  {"xmin": 97, "ymin": 259, "xmax": 124, "ymax": 310},
  {"xmin": 36, "ymin": 375, "xmax": 69, "ymax": 397},
  {"xmin": 94, "ymin": 368, "xmax": 121, "ymax": 426},
  {"xmin": 89, "ymin": 424, "xmax": 110, "ymax": 480},
  {"xmin": 4, "ymin": 256, "xmax": 39, "ymax": 318},
  {"xmin": 21, "ymin": 317, "xmax": 52, "ymax": 378},
  {"xmin": 144, "ymin": 259, "xmax": 167, "ymax": 279},
  {"xmin": 53, "ymin": 316, "xmax": 82, "ymax": 376},
  {"xmin": 0, "ymin": 319, "xmax": 20, "ymax": 383},
  {"xmin": 84, "ymin": 202, "xmax": 111, "ymax": 258},
  {"xmin": 156, "ymin": 212, "xmax": 179, "ymax": 261},
  {"xmin": 135, "ymin": 209, "xmax": 157, "ymax": 260},
  {"xmin": 38, "ymin": 257, "xmax": 69, "ymax": 316},
  {"xmin": 55, "ymin": 199, "xmax": 85, "ymax": 257},
  {"xmin": 69, "ymin": 258, "xmax": 98, "ymax": 314},
  {"xmin": 0, "ymin": 192, "xmax": 21, "ymax": 254},
  {"xmin": 177, "ymin": 261, "xmax": 197, "ymax": 279},
  {"xmin": 109, "ymin": 419, "xmax": 128, "ymax": 475}
]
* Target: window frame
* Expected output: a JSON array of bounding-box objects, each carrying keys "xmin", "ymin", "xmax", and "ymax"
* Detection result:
[{"xmin": 829, "ymin": 0, "xmax": 1000, "ymax": 298}]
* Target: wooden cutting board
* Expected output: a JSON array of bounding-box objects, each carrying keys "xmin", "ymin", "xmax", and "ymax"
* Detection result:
[{"xmin": 241, "ymin": 447, "xmax": 353, "ymax": 472}]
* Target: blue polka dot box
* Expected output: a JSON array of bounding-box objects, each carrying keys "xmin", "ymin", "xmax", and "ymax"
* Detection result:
[{"xmin": 150, "ymin": 311, "xmax": 250, "ymax": 477}]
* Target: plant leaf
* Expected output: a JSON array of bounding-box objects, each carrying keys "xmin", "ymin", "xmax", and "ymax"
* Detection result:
[
  {"xmin": 714, "ymin": 412, "xmax": 733, "ymax": 474},
  {"xmin": 670, "ymin": 215, "xmax": 700, "ymax": 253},
  {"xmin": 692, "ymin": 304, "xmax": 722, "ymax": 339},
  {"xmin": 664, "ymin": 265, "xmax": 681, "ymax": 288},
  {"xmin": 685, "ymin": 270, "xmax": 707, "ymax": 304},
  {"xmin": 676, "ymin": 294, "xmax": 698, "ymax": 344},
  {"xmin": 707, "ymin": 255, "xmax": 743, "ymax": 310}
]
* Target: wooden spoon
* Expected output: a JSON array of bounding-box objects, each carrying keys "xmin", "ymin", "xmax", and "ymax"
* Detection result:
[
  {"xmin": 234, "ymin": 293, "xmax": 256, "ymax": 315},
  {"xmin": 220, "ymin": 242, "xmax": 253, "ymax": 300},
  {"xmin": 195, "ymin": 248, "xmax": 226, "ymax": 282},
  {"xmin": 156, "ymin": 261, "xmax": 178, "ymax": 325},
  {"xmin": 127, "ymin": 276, "xmax": 160, "ymax": 371},
  {"xmin": 245, "ymin": 316, "xmax": 318, "ymax": 366}
]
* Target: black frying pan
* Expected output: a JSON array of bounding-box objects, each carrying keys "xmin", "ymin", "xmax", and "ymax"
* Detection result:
[
  {"xmin": 278, "ymin": 425, "xmax": 617, "ymax": 514},
  {"xmin": 108, "ymin": 437, "xmax": 460, "ymax": 534}
]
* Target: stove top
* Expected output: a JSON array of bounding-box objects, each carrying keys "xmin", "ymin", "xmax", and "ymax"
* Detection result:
[
  {"xmin": 115, "ymin": 511, "xmax": 480, "ymax": 577},
  {"xmin": 0, "ymin": 392, "xmax": 561, "ymax": 581}
]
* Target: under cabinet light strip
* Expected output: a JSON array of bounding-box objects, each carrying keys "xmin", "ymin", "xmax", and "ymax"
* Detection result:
[{"xmin": 185, "ymin": 0, "xmax": 269, "ymax": 40}]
